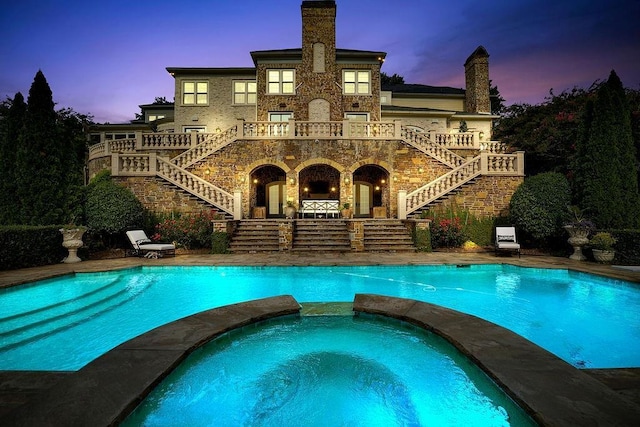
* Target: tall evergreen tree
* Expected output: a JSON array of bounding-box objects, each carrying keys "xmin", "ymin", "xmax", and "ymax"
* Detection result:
[
  {"xmin": 573, "ymin": 70, "xmax": 640, "ymax": 228},
  {"xmin": 0, "ymin": 93, "xmax": 26, "ymax": 224},
  {"xmin": 16, "ymin": 70, "xmax": 65, "ymax": 225}
]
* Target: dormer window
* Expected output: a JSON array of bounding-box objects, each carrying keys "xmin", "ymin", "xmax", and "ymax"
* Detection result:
[
  {"xmin": 267, "ymin": 70, "xmax": 295, "ymax": 95},
  {"xmin": 343, "ymin": 70, "xmax": 370, "ymax": 95}
]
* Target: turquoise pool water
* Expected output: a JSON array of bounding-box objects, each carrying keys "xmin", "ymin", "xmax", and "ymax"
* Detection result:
[
  {"xmin": 122, "ymin": 315, "xmax": 536, "ymax": 427},
  {"xmin": 1, "ymin": 264, "xmax": 639, "ymax": 370}
]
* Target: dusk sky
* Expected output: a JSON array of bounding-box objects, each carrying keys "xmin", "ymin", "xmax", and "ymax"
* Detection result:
[{"xmin": 1, "ymin": 0, "xmax": 638, "ymax": 124}]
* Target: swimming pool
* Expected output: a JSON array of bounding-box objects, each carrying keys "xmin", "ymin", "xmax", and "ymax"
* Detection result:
[
  {"xmin": 122, "ymin": 315, "xmax": 537, "ymax": 426},
  {"xmin": 1, "ymin": 264, "xmax": 639, "ymax": 370}
]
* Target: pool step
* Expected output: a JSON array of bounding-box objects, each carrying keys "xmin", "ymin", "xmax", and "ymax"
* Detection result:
[{"xmin": 0, "ymin": 275, "xmax": 153, "ymax": 350}]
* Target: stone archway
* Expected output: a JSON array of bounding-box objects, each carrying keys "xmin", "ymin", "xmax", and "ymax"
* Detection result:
[
  {"xmin": 298, "ymin": 164, "xmax": 340, "ymax": 202},
  {"xmin": 250, "ymin": 165, "xmax": 286, "ymax": 218},
  {"xmin": 352, "ymin": 164, "xmax": 390, "ymax": 217}
]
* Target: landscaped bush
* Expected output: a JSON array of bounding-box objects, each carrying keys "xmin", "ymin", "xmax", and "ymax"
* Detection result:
[
  {"xmin": 412, "ymin": 225, "xmax": 432, "ymax": 252},
  {"xmin": 211, "ymin": 231, "xmax": 230, "ymax": 254},
  {"xmin": 464, "ymin": 216, "xmax": 496, "ymax": 247},
  {"xmin": 85, "ymin": 171, "xmax": 145, "ymax": 247},
  {"xmin": 153, "ymin": 211, "xmax": 216, "ymax": 249},
  {"xmin": 0, "ymin": 225, "xmax": 67, "ymax": 270},
  {"xmin": 509, "ymin": 172, "xmax": 571, "ymax": 245},
  {"xmin": 430, "ymin": 217, "xmax": 466, "ymax": 248},
  {"xmin": 609, "ymin": 229, "xmax": 640, "ymax": 265}
]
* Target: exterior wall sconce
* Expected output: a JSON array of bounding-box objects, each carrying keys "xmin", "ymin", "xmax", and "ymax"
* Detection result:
[
  {"xmin": 204, "ymin": 168, "xmax": 211, "ymax": 176},
  {"xmin": 303, "ymin": 187, "xmax": 309, "ymax": 193},
  {"xmin": 375, "ymin": 185, "xmax": 380, "ymax": 191},
  {"xmin": 330, "ymin": 187, "xmax": 336, "ymax": 192},
  {"xmin": 253, "ymin": 178, "xmax": 259, "ymax": 184},
  {"xmin": 240, "ymin": 177, "xmax": 246, "ymax": 183},
  {"xmin": 380, "ymin": 179, "xmax": 386, "ymax": 184},
  {"xmin": 344, "ymin": 177, "xmax": 350, "ymax": 184},
  {"xmin": 479, "ymin": 131, "xmax": 485, "ymax": 140},
  {"xmin": 215, "ymin": 127, "xmax": 221, "ymax": 133},
  {"xmin": 393, "ymin": 176, "xmax": 398, "ymax": 182},
  {"xmin": 418, "ymin": 167, "xmax": 424, "ymax": 173},
  {"xmin": 289, "ymin": 177, "xmax": 296, "ymax": 185}
]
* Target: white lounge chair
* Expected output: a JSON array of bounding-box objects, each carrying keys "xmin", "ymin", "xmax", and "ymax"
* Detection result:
[
  {"xmin": 126, "ymin": 230, "xmax": 176, "ymax": 258},
  {"xmin": 495, "ymin": 226, "xmax": 521, "ymax": 257}
]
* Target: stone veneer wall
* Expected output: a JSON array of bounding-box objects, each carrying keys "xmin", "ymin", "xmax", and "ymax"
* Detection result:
[
  {"xmin": 113, "ymin": 177, "xmax": 217, "ymax": 215},
  {"xmin": 442, "ymin": 175, "xmax": 523, "ymax": 217}
]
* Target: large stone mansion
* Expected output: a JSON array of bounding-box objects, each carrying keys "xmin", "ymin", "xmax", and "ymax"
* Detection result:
[{"xmin": 88, "ymin": 0, "xmax": 523, "ymax": 224}]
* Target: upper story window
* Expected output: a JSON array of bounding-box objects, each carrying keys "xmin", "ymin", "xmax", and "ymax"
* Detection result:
[
  {"xmin": 343, "ymin": 70, "xmax": 370, "ymax": 95},
  {"xmin": 182, "ymin": 81, "xmax": 208, "ymax": 105},
  {"xmin": 148, "ymin": 115, "xmax": 165, "ymax": 122},
  {"xmin": 345, "ymin": 113, "xmax": 369, "ymax": 121},
  {"xmin": 267, "ymin": 70, "xmax": 295, "ymax": 95},
  {"xmin": 233, "ymin": 80, "xmax": 257, "ymax": 104}
]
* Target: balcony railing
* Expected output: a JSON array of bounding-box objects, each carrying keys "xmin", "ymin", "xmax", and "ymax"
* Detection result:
[{"xmin": 89, "ymin": 120, "xmax": 503, "ymax": 161}]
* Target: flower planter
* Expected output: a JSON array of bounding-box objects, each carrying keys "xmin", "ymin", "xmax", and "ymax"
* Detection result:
[
  {"xmin": 60, "ymin": 227, "xmax": 86, "ymax": 263},
  {"xmin": 564, "ymin": 225, "xmax": 589, "ymax": 261},
  {"xmin": 592, "ymin": 249, "xmax": 615, "ymax": 263}
]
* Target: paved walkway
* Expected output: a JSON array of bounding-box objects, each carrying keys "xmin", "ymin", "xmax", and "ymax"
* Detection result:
[{"xmin": 1, "ymin": 252, "xmax": 639, "ymax": 425}]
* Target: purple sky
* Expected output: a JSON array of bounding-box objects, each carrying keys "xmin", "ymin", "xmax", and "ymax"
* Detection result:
[{"xmin": 1, "ymin": 0, "xmax": 638, "ymax": 124}]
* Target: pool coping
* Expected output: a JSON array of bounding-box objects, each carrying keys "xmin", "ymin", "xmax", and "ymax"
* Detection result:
[{"xmin": 2, "ymin": 293, "xmax": 640, "ymax": 426}]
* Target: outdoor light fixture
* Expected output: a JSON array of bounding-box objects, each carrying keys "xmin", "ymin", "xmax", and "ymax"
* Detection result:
[
  {"xmin": 479, "ymin": 131, "xmax": 485, "ymax": 140},
  {"xmin": 344, "ymin": 177, "xmax": 350, "ymax": 184},
  {"xmin": 304, "ymin": 187, "xmax": 309, "ymax": 193},
  {"xmin": 204, "ymin": 169, "xmax": 211, "ymax": 176},
  {"xmin": 289, "ymin": 177, "xmax": 296, "ymax": 185},
  {"xmin": 330, "ymin": 187, "xmax": 336, "ymax": 192},
  {"xmin": 393, "ymin": 176, "xmax": 398, "ymax": 182},
  {"xmin": 418, "ymin": 167, "xmax": 424, "ymax": 173},
  {"xmin": 253, "ymin": 178, "xmax": 258, "ymax": 184},
  {"xmin": 215, "ymin": 127, "xmax": 221, "ymax": 133},
  {"xmin": 240, "ymin": 177, "xmax": 246, "ymax": 183},
  {"xmin": 380, "ymin": 179, "xmax": 386, "ymax": 184},
  {"xmin": 375, "ymin": 185, "xmax": 380, "ymax": 191}
]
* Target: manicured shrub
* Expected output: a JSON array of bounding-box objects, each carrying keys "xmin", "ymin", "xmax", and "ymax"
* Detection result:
[
  {"xmin": 412, "ymin": 225, "xmax": 432, "ymax": 252},
  {"xmin": 509, "ymin": 172, "xmax": 571, "ymax": 244},
  {"xmin": 608, "ymin": 230, "xmax": 640, "ymax": 265},
  {"xmin": 211, "ymin": 231, "xmax": 230, "ymax": 254},
  {"xmin": 85, "ymin": 171, "xmax": 144, "ymax": 246}
]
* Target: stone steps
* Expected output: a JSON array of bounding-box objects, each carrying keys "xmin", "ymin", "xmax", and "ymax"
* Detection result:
[
  {"xmin": 364, "ymin": 220, "xmax": 416, "ymax": 252},
  {"xmin": 292, "ymin": 220, "xmax": 350, "ymax": 252},
  {"xmin": 229, "ymin": 220, "xmax": 279, "ymax": 253}
]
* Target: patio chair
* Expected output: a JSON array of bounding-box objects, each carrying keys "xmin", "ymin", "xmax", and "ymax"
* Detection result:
[
  {"xmin": 495, "ymin": 226, "xmax": 521, "ymax": 258},
  {"xmin": 126, "ymin": 230, "xmax": 176, "ymax": 258}
]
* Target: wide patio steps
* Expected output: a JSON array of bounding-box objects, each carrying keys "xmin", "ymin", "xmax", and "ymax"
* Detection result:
[
  {"xmin": 292, "ymin": 220, "xmax": 350, "ymax": 252},
  {"xmin": 229, "ymin": 220, "xmax": 279, "ymax": 253},
  {"xmin": 364, "ymin": 220, "xmax": 416, "ymax": 252}
]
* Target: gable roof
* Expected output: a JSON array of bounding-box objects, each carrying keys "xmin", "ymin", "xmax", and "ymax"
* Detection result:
[{"xmin": 382, "ymin": 83, "xmax": 465, "ymax": 96}]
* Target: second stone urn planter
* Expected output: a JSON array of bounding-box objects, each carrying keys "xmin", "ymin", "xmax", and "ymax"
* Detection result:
[{"xmin": 60, "ymin": 227, "xmax": 86, "ymax": 263}]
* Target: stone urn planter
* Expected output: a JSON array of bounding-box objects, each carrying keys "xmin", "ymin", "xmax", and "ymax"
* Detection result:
[
  {"xmin": 589, "ymin": 232, "xmax": 617, "ymax": 263},
  {"xmin": 592, "ymin": 249, "xmax": 615, "ymax": 263},
  {"xmin": 60, "ymin": 227, "xmax": 86, "ymax": 263},
  {"xmin": 563, "ymin": 225, "xmax": 589, "ymax": 261}
]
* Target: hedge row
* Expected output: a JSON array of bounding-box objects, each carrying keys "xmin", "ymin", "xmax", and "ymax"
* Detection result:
[
  {"xmin": 610, "ymin": 230, "xmax": 640, "ymax": 265},
  {"xmin": 0, "ymin": 226, "xmax": 68, "ymax": 271}
]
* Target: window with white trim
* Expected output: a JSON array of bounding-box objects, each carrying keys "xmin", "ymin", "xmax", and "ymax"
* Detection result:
[
  {"xmin": 345, "ymin": 113, "xmax": 369, "ymax": 121},
  {"xmin": 148, "ymin": 115, "xmax": 165, "ymax": 122},
  {"xmin": 233, "ymin": 80, "xmax": 257, "ymax": 104},
  {"xmin": 267, "ymin": 70, "xmax": 295, "ymax": 94},
  {"xmin": 183, "ymin": 126, "xmax": 206, "ymax": 133},
  {"xmin": 268, "ymin": 112, "xmax": 292, "ymax": 136},
  {"xmin": 343, "ymin": 70, "xmax": 370, "ymax": 95},
  {"xmin": 182, "ymin": 81, "xmax": 208, "ymax": 105}
]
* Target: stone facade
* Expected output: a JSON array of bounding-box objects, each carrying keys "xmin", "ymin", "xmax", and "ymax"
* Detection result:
[{"xmin": 89, "ymin": 1, "xmax": 522, "ymax": 222}]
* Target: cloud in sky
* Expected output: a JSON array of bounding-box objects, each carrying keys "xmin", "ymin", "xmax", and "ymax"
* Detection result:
[{"xmin": 1, "ymin": 0, "xmax": 638, "ymax": 123}]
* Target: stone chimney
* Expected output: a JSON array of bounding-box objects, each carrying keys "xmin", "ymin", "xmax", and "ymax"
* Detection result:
[
  {"xmin": 464, "ymin": 46, "xmax": 490, "ymax": 113},
  {"xmin": 301, "ymin": 1, "xmax": 336, "ymax": 72}
]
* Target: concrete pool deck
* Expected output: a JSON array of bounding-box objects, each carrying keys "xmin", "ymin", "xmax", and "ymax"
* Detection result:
[{"xmin": 1, "ymin": 252, "xmax": 640, "ymax": 425}]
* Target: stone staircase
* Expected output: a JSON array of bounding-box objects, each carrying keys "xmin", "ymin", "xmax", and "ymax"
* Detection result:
[
  {"xmin": 364, "ymin": 220, "xmax": 416, "ymax": 252},
  {"xmin": 228, "ymin": 220, "xmax": 279, "ymax": 253},
  {"xmin": 292, "ymin": 220, "xmax": 351, "ymax": 252}
]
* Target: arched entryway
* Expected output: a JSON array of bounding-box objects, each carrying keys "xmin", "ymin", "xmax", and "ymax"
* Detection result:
[
  {"xmin": 299, "ymin": 164, "xmax": 340, "ymax": 202},
  {"xmin": 352, "ymin": 165, "xmax": 389, "ymax": 217},
  {"xmin": 250, "ymin": 165, "xmax": 287, "ymax": 218}
]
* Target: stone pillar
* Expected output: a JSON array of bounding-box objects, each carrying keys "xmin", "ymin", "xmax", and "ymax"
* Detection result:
[
  {"xmin": 348, "ymin": 220, "xmax": 364, "ymax": 252},
  {"xmin": 233, "ymin": 191, "xmax": 242, "ymax": 220},
  {"xmin": 397, "ymin": 190, "xmax": 407, "ymax": 220},
  {"xmin": 279, "ymin": 220, "xmax": 294, "ymax": 251}
]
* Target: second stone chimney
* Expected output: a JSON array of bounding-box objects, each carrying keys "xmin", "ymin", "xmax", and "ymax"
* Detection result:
[{"xmin": 464, "ymin": 46, "xmax": 490, "ymax": 113}]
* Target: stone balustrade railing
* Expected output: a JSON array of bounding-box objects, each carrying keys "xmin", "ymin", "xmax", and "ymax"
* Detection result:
[
  {"xmin": 400, "ymin": 151, "xmax": 524, "ymax": 217},
  {"xmin": 171, "ymin": 125, "xmax": 239, "ymax": 169},
  {"xmin": 401, "ymin": 127, "xmax": 465, "ymax": 168}
]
